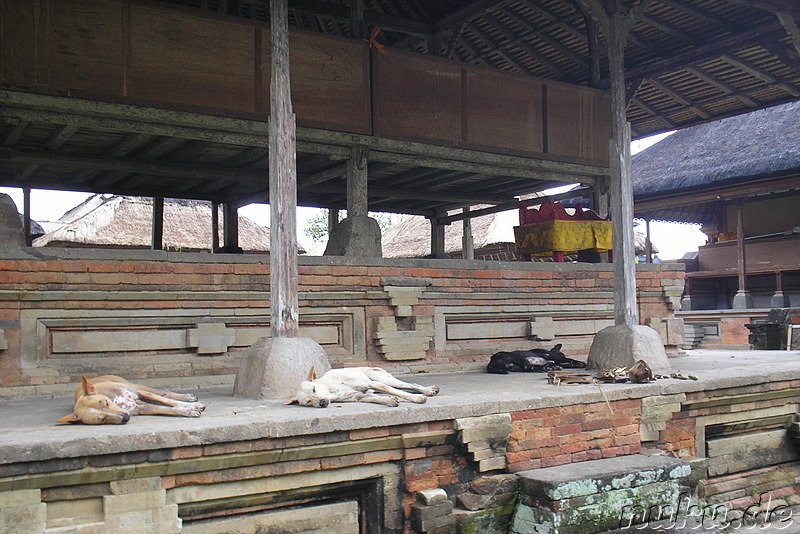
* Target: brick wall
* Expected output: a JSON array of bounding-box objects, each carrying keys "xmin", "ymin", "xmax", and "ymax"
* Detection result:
[
  {"xmin": 508, "ymin": 400, "xmax": 643, "ymax": 472},
  {"xmin": 0, "ymin": 248, "xmax": 684, "ymax": 392}
]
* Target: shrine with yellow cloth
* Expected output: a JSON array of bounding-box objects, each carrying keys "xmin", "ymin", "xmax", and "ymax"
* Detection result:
[{"xmin": 514, "ymin": 219, "xmax": 612, "ymax": 258}]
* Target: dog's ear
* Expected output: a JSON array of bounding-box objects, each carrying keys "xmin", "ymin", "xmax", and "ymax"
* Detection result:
[
  {"xmin": 56, "ymin": 413, "xmax": 81, "ymax": 424},
  {"xmin": 551, "ymin": 344, "xmax": 563, "ymax": 351},
  {"xmin": 307, "ymin": 367, "xmax": 318, "ymax": 381},
  {"xmin": 79, "ymin": 376, "xmax": 96, "ymax": 396},
  {"xmin": 284, "ymin": 398, "xmax": 299, "ymax": 405}
]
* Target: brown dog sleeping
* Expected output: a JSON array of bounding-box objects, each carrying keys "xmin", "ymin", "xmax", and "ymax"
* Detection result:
[{"xmin": 56, "ymin": 375, "xmax": 205, "ymax": 425}]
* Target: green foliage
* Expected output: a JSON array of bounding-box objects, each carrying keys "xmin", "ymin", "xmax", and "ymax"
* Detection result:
[{"xmin": 302, "ymin": 210, "xmax": 332, "ymax": 244}]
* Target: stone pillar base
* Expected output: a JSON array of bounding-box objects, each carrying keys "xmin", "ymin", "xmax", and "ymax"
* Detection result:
[
  {"xmin": 587, "ymin": 324, "xmax": 671, "ymax": 374},
  {"xmin": 233, "ymin": 337, "xmax": 331, "ymax": 399},
  {"xmin": 732, "ymin": 290, "xmax": 754, "ymax": 309},
  {"xmin": 771, "ymin": 291, "xmax": 790, "ymax": 308},
  {"xmin": 324, "ymin": 215, "xmax": 382, "ymax": 257}
]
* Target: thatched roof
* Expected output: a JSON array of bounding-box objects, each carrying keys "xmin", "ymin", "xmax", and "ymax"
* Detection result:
[
  {"xmin": 382, "ymin": 209, "xmax": 517, "ymax": 258},
  {"xmin": 633, "ymin": 101, "xmax": 800, "ymax": 223},
  {"xmin": 33, "ymin": 195, "xmax": 283, "ymax": 253}
]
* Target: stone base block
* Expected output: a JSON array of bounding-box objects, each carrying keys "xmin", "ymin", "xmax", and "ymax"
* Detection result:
[
  {"xmin": 511, "ymin": 455, "xmax": 691, "ymax": 534},
  {"xmin": 233, "ymin": 337, "xmax": 331, "ymax": 399},
  {"xmin": 324, "ymin": 215, "xmax": 382, "ymax": 257},
  {"xmin": 587, "ymin": 324, "xmax": 672, "ymax": 374}
]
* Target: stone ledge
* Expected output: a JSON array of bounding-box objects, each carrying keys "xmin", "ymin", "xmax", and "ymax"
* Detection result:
[{"xmin": 517, "ymin": 454, "xmax": 690, "ymax": 501}]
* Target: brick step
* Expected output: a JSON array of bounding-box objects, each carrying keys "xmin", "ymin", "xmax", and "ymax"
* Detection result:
[{"xmin": 511, "ymin": 454, "xmax": 691, "ymax": 534}]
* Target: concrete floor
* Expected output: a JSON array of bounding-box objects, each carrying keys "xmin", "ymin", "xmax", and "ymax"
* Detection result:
[{"xmin": 0, "ymin": 349, "xmax": 798, "ymax": 466}]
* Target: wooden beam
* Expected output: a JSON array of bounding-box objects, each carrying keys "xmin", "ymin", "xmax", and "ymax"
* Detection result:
[
  {"xmin": 722, "ymin": 54, "xmax": 800, "ymax": 96},
  {"xmin": 298, "ymin": 164, "xmax": 347, "ymax": 188},
  {"xmin": 0, "ymin": 91, "xmax": 608, "ymax": 181},
  {"xmin": 617, "ymin": 20, "xmax": 785, "ymax": 85},
  {"xmin": 269, "ymin": 0, "xmax": 299, "ymax": 338},
  {"xmin": 0, "ymin": 147, "xmax": 262, "ymax": 183},
  {"xmin": 307, "ymin": 181, "xmax": 509, "ymax": 205},
  {"xmin": 646, "ymin": 78, "xmax": 712, "ymax": 120},
  {"xmin": 438, "ymin": 186, "xmax": 592, "ymax": 224},
  {"xmin": 723, "ymin": 0, "xmax": 800, "ymax": 19},
  {"xmin": 634, "ymin": 175, "xmax": 800, "ymax": 214},
  {"xmin": 433, "ymin": 0, "xmax": 514, "ymax": 35},
  {"xmin": 364, "ymin": 150, "xmax": 598, "ymax": 184},
  {"xmin": 585, "ymin": 11, "xmax": 602, "ymax": 88},
  {"xmin": 775, "ymin": 14, "xmax": 800, "ymax": 57}
]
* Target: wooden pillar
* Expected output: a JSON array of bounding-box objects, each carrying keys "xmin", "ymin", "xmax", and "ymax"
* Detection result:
[
  {"xmin": 644, "ymin": 218, "xmax": 652, "ymax": 263},
  {"xmin": 607, "ymin": 21, "xmax": 638, "ymax": 325},
  {"xmin": 222, "ymin": 202, "xmax": 239, "ymax": 252},
  {"xmin": 430, "ymin": 214, "xmax": 446, "ymax": 258},
  {"xmin": 211, "ymin": 201, "xmax": 220, "ymax": 252},
  {"xmin": 152, "ymin": 197, "xmax": 164, "ymax": 250},
  {"xmin": 462, "ymin": 207, "xmax": 474, "ymax": 260},
  {"xmin": 328, "ymin": 208, "xmax": 339, "ymax": 235},
  {"xmin": 22, "ymin": 187, "xmax": 31, "ymax": 247},
  {"xmin": 268, "ymin": 0, "xmax": 299, "ymax": 338},
  {"xmin": 733, "ymin": 199, "xmax": 753, "ymax": 309},
  {"xmin": 578, "ymin": 0, "xmax": 646, "ymax": 326},
  {"xmin": 346, "ymin": 146, "xmax": 368, "ymax": 218}
]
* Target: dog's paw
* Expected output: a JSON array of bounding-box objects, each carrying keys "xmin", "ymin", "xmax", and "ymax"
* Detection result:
[
  {"xmin": 184, "ymin": 403, "xmax": 204, "ymax": 417},
  {"xmin": 184, "ymin": 394, "xmax": 198, "ymax": 402},
  {"xmin": 410, "ymin": 394, "xmax": 427, "ymax": 404},
  {"xmin": 427, "ymin": 385, "xmax": 440, "ymax": 396},
  {"xmin": 387, "ymin": 396, "xmax": 400, "ymax": 407}
]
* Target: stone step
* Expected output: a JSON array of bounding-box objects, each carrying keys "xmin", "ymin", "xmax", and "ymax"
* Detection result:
[{"xmin": 511, "ymin": 454, "xmax": 692, "ymax": 534}]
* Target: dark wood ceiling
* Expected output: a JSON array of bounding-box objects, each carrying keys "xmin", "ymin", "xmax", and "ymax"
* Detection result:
[{"xmin": 1, "ymin": 0, "xmax": 799, "ymax": 219}]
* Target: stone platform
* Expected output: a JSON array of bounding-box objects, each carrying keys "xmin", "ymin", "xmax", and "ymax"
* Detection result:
[{"xmin": 0, "ymin": 350, "xmax": 799, "ymax": 533}]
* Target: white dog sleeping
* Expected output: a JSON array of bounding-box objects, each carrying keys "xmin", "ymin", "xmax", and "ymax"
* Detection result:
[{"xmin": 286, "ymin": 367, "xmax": 440, "ymax": 408}]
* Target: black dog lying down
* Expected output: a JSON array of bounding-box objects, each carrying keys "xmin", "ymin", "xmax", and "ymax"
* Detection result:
[{"xmin": 487, "ymin": 344, "xmax": 586, "ymax": 374}]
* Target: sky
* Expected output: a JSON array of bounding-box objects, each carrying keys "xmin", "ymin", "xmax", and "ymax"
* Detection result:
[{"xmin": 0, "ymin": 132, "xmax": 707, "ymax": 259}]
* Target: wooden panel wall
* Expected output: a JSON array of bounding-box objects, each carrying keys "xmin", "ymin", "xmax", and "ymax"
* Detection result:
[
  {"xmin": 464, "ymin": 69, "xmax": 544, "ymax": 154},
  {"xmin": 0, "ymin": 0, "xmax": 125, "ymax": 94},
  {"xmin": 372, "ymin": 50, "xmax": 609, "ymax": 163},
  {"xmin": 129, "ymin": 6, "xmax": 257, "ymax": 113},
  {"xmin": 0, "ymin": 0, "xmax": 610, "ymax": 163},
  {"xmin": 372, "ymin": 51, "xmax": 463, "ymax": 144},
  {"xmin": 546, "ymin": 82, "xmax": 612, "ymax": 162},
  {"xmin": 261, "ymin": 31, "xmax": 371, "ymax": 134}
]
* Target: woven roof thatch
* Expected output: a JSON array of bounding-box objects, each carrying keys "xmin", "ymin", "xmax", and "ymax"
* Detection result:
[
  {"xmin": 32, "ymin": 195, "xmax": 283, "ymax": 253},
  {"xmin": 633, "ymin": 101, "xmax": 800, "ymax": 198},
  {"xmin": 633, "ymin": 102, "xmax": 800, "ymax": 195},
  {"xmin": 382, "ymin": 209, "xmax": 517, "ymax": 258}
]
